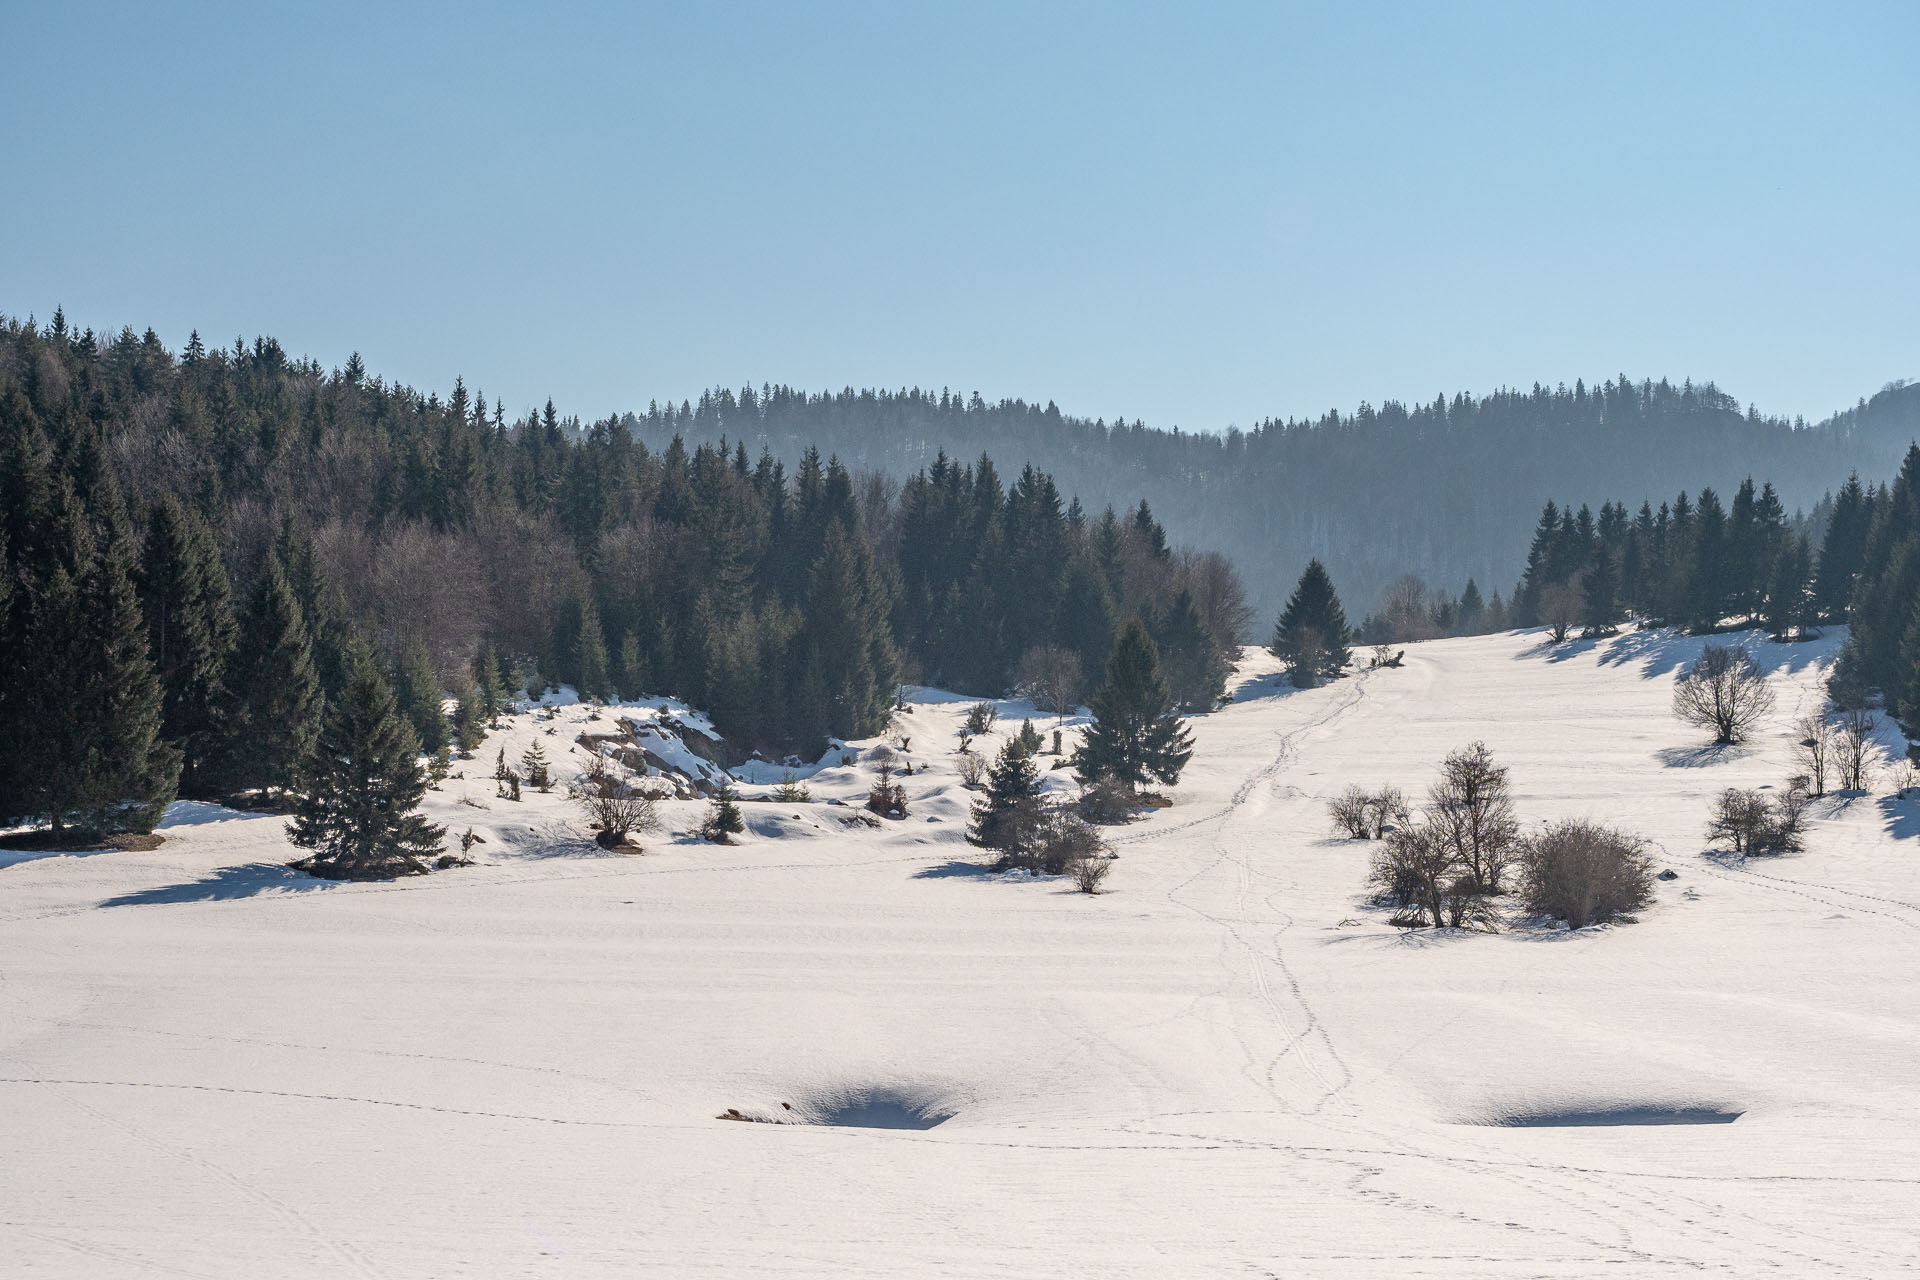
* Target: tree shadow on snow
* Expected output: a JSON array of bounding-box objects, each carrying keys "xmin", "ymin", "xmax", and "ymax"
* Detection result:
[
  {"xmin": 912, "ymin": 859, "xmax": 995, "ymax": 879},
  {"xmin": 1655, "ymin": 742, "xmax": 1754, "ymax": 769},
  {"xmin": 98, "ymin": 862, "xmax": 336, "ymax": 907},
  {"xmin": 1880, "ymin": 794, "xmax": 1920, "ymax": 842},
  {"xmin": 1591, "ymin": 627, "xmax": 1837, "ymax": 681}
]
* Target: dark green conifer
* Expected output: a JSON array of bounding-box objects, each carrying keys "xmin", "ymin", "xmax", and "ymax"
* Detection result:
[
  {"xmin": 138, "ymin": 499, "xmax": 236, "ymax": 795},
  {"xmin": 220, "ymin": 555, "xmax": 321, "ymax": 797},
  {"xmin": 1270, "ymin": 560, "xmax": 1352, "ymax": 687},
  {"xmin": 969, "ymin": 738, "xmax": 1045, "ymax": 855},
  {"xmin": 287, "ymin": 634, "xmax": 444, "ymax": 879},
  {"xmin": 391, "ymin": 640, "xmax": 449, "ymax": 758},
  {"xmin": 1150, "ymin": 587, "xmax": 1228, "ymax": 711},
  {"xmin": 1074, "ymin": 619, "xmax": 1193, "ymax": 793}
]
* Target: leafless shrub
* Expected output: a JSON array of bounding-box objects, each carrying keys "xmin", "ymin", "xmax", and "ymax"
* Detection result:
[
  {"xmin": 1330, "ymin": 785, "xmax": 1409, "ymax": 839},
  {"xmin": 1071, "ymin": 852, "xmax": 1114, "ymax": 894},
  {"xmin": 1539, "ymin": 578, "xmax": 1583, "ymax": 644},
  {"xmin": 569, "ymin": 755, "xmax": 661, "ymax": 848},
  {"xmin": 1792, "ymin": 714, "xmax": 1836, "ymax": 796},
  {"xmin": 1518, "ymin": 820, "xmax": 1655, "ymax": 928},
  {"xmin": 1329, "ymin": 786, "xmax": 1373, "ymax": 839},
  {"xmin": 1835, "ymin": 710, "xmax": 1877, "ymax": 791},
  {"xmin": 1015, "ymin": 644, "xmax": 1083, "ymax": 717},
  {"xmin": 1672, "ymin": 645, "xmax": 1775, "ymax": 744},
  {"xmin": 1706, "ymin": 785, "xmax": 1805, "ymax": 856},
  {"xmin": 1368, "ymin": 819, "xmax": 1465, "ymax": 929},
  {"xmin": 1428, "ymin": 741, "xmax": 1519, "ymax": 894},
  {"xmin": 1363, "ymin": 786, "xmax": 1410, "ymax": 839},
  {"xmin": 957, "ymin": 750, "xmax": 986, "ymax": 789}
]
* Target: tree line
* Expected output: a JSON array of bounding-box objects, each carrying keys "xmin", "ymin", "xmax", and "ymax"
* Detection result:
[
  {"xmin": 618, "ymin": 376, "xmax": 1920, "ymax": 621},
  {"xmin": 0, "ymin": 310, "xmax": 1245, "ymax": 834},
  {"xmin": 1510, "ymin": 444, "xmax": 1920, "ymax": 732}
]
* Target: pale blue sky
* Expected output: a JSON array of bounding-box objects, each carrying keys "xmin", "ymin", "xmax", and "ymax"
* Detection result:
[{"xmin": 4, "ymin": 2, "xmax": 1914, "ymax": 429}]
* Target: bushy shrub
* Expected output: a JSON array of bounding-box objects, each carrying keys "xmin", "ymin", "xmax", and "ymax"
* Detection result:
[
  {"xmin": 964, "ymin": 702, "xmax": 998, "ymax": 735},
  {"xmin": 570, "ymin": 754, "xmax": 661, "ymax": 848},
  {"xmin": 1705, "ymin": 785, "xmax": 1807, "ymax": 855},
  {"xmin": 771, "ymin": 771, "xmax": 812, "ymax": 803},
  {"xmin": 866, "ymin": 762, "xmax": 908, "ymax": 818},
  {"xmin": 1329, "ymin": 786, "xmax": 1373, "ymax": 839},
  {"xmin": 956, "ymin": 750, "xmax": 986, "ymax": 789},
  {"xmin": 1517, "ymin": 819, "xmax": 1654, "ymax": 928}
]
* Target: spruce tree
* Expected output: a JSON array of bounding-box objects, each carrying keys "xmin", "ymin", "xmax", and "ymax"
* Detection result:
[
  {"xmin": 391, "ymin": 640, "xmax": 449, "ymax": 758},
  {"xmin": 1764, "ymin": 537, "xmax": 1812, "ymax": 641},
  {"xmin": 137, "ymin": 496, "xmax": 235, "ymax": 796},
  {"xmin": 1271, "ymin": 560, "xmax": 1351, "ymax": 687},
  {"xmin": 25, "ymin": 490, "xmax": 180, "ymax": 835},
  {"xmin": 473, "ymin": 644, "xmax": 507, "ymax": 720},
  {"xmin": 288, "ymin": 634, "xmax": 444, "ymax": 879},
  {"xmin": 1151, "ymin": 587, "xmax": 1228, "ymax": 711},
  {"xmin": 703, "ymin": 781, "xmax": 745, "ymax": 841},
  {"xmin": 1074, "ymin": 619, "xmax": 1194, "ymax": 793},
  {"xmin": 1581, "ymin": 547, "xmax": 1620, "ymax": 637},
  {"xmin": 219, "ymin": 554, "xmax": 321, "ymax": 798},
  {"xmin": 574, "ymin": 595, "xmax": 611, "ymax": 701},
  {"xmin": 969, "ymin": 738, "xmax": 1044, "ymax": 856}
]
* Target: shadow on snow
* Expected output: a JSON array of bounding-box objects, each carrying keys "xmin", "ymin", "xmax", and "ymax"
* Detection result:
[{"xmin": 98, "ymin": 862, "xmax": 335, "ymax": 907}]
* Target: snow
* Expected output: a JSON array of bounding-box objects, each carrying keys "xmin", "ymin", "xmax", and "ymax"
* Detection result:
[{"xmin": 4, "ymin": 628, "xmax": 1918, "ymax": 1275}]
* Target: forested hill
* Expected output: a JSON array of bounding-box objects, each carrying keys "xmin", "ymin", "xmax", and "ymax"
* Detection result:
[{"xmin": 619, "ymin": 377, "xmax": 1920, "ymax": 619}]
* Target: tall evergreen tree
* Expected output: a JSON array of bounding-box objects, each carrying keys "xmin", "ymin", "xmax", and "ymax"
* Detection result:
[
  {"xmin": 288, "ymin": 633, "xmax": 444, "ymax": 879},
  {"xmin": 137, "ymin": 496, "xmax": 235, "ymax": 795},
  {"xmin": 1813, "ymin": 473, "xmax": 1872, "ymax": 620},
  {"xmin": 1271, "ymin": 560, "xmax": 1351, "ymax": 687},
  {"xmin": 1150, "ymin": 587, "xmax": 1228, "ymax": 711},
  {"xmin": 1580, "ymin": 546, "xmax": 1620, "ymax": 637},
  {"xmin": 23, "ymin": 489, "xmax": 180, "ymax": 835},
  {"xmin": 1074, "ymin": 619, "xmax": 1194, "ymax": 793},
  {"xmin": 219, "ymin": 554, "xmax": 321, "ymax": 797},
  {"xmin": 969, "ymin": 738, "xmax": 1045, "ymax": 855},
  {"xmin": 391, "ymin": 640, "xmax": 449, "ymax": 758}
]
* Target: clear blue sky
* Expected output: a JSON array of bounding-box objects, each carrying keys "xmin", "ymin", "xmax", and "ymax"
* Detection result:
[{"xmin": 4, "ymin": 1, "xmax": 1915, "ymax": 430}]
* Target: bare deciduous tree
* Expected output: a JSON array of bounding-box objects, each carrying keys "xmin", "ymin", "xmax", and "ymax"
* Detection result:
[
  {"xmin": 1792, "ymin": 714, "xmax": 1836, "ymax": 796},
  {"xmin": 1539, "ymin": 578, "xmax": 1583, "ymax": 644},
  {"xmin": 1329, "ymin": 786, "xmax": 1372, "ymax": 839},
  {"xmin": 1672, "ymin": 645, "xmax": 1775, "ymax": 744},
  {"xmin": 1835, "ymin": 709, "xmax": 1877, "ymax": 792},
  {"xmin": 1518, "ymin": 820, "xmax": 1655, "ymax": 928},
  {"xmin": 1368, "ymin": 819, "xmax": 1461, "ymax": 929},
  {"xmin": 1705, "ymin": 785, "xmax": 1805, "ymax": 855},
  {"xmin": 1015, "ymin": 644, "xmax": 1083, "ymax": 717},
  {"xmin": 1428, "ymin": 741, "xmax": 1519, "ymax": 894},
  {"xmin": 1379, "ymin": 574, "xmax": 1437, "ymax": 642}
]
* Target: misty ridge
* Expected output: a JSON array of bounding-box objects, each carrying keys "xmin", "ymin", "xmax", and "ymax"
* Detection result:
[{"xmin": 615, "ymin": 376, "xmax": 1920, "ymax": 625}]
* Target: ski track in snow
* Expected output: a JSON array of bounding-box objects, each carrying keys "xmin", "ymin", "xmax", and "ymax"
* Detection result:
[{"xmin": 3, "ymin": 629, "xmax": 1918, "ymax": 1276}]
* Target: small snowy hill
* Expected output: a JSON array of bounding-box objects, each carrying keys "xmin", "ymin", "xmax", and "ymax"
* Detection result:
[{"xmin": 3, "ymin": 629, "xmax": 1918, "ymax": 1277}]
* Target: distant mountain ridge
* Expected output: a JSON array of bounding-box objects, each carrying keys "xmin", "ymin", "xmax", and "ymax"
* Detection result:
[{"xmin": 619, "ymin": 377, "xmax": 1920, "ymax": 625}]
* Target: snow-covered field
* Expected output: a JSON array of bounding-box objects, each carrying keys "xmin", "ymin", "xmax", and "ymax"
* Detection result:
[{"xmin": 5, "ymin": 629, "xmax": 1919, "ymax": 1277}]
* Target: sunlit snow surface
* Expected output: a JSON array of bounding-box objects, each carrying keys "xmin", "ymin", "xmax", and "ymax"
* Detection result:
[{"xmin": 4, "ymin": 628, "xmax": 1918, "ymax": 1276}]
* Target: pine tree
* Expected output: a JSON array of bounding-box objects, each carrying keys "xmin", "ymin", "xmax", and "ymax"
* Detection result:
[
  {"xmin": 136, "ymin": 496, "xmax": 235, "ymax": 796},
  {"xmin": 219, "ymin": 554, "xmax": 321, "ymax": 797},
  {"xmin": 1581, "ymin": 547, "xmax": 1620, "ymax": 637},
  {"xmin": 574, "ymin": 594, "xmax": 610, "ymax": 701},
  {"xmin": 1150, "ymin": 587, "xmax": 1228, "ymax": 711},
  {"xmin": 1074, "ymin": 619, "xmax": 1194, "ymax": 793},
  {"xmin": 1764, "ymin": 536, "xmax": 1812, "ymax": 641},
  {"xmin": 1271, "ymin": 560, "xmax": 1351, "ymax": 687},
  {"xmin": 1457, "ymin": 579, "xmax": 1485, "ymax": 633},
  {"xmin": 520, "ymin": 741, "xmax": 551, "ymax": 791},
  {"xmin": 617, "ymin": 629, "xmax": 646, "ymax": 700},
  {"xmin": 287, "ymin": 634, "xmax": 444, "ymax": 879},
  {"xmin": 391, "ymin": 640, "xmax": 449, "ymax": 758},
  {"xmin": 703, "ymin": 781, "xmax": 745, "ymax": 841},
  {"xmin": 1813, "ymin": 474, "xmax": 1872, "ymax": 620},
  {"xmin": 969, "ymin": 739, "xmax": 1044, "ymax": 855},
  {"xmin": 473, "ymin": 644, "xmax": 507, "ymax": 720},
  {"xmin": 454, "ymin": 683, "xmax": 486, "ymax": 752},
  {"xmin": 24, "ymin": 489, "xmax": 180, "ymax": 835}
]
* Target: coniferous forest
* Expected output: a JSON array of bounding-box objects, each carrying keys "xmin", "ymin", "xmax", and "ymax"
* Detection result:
[
  {"xmin": 1510, "ymin": 446, "xmax": 1920, "ymax": 731},
  {"xmin": 0, "ymin": 313, "xmax": 1245, "ymax": 834}
]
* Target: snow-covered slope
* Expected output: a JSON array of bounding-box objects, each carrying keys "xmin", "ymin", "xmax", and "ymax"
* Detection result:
[{"xmin": 4, "ymin": 629, "xmax": 1918, "ymax": 1277}]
